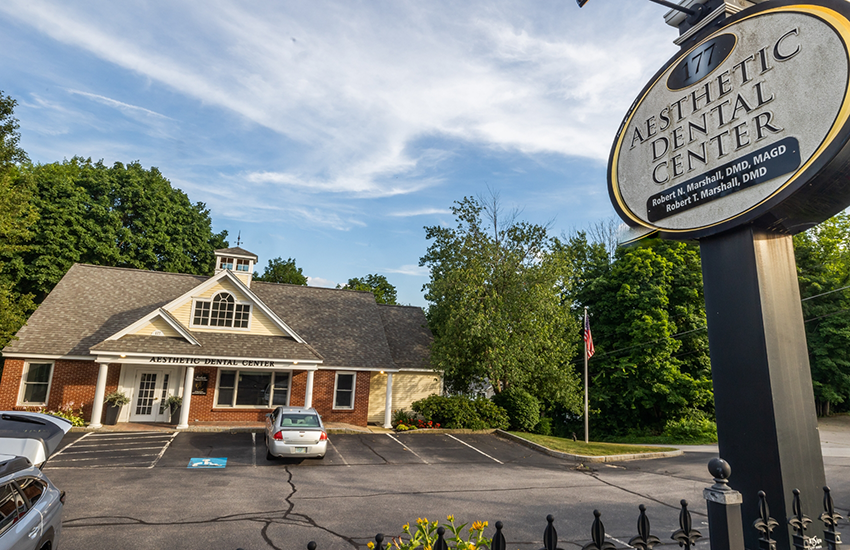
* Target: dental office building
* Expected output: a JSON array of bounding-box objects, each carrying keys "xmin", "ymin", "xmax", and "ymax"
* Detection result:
[{"xmin": 0, "ymin": 247, "xmax": 439, "ymax": 428}]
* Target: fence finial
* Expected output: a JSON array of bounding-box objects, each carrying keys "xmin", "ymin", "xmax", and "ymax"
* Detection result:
[
  {"xmin": 629, "ymin": 504, "xmax": 661, "ymax": 550},
  {"xmin": 789, "ymin": 489, "xmax": 813, "ymax": 550},
  {"xmin": 543, "ymin": 514, "xmax": 559, "ymax": 550},
  {"xmin": 435, "ymin": 526, "xmax": 449, "ymax": 550},
  {"xmin": 672, "ymin": 500, "xmax": 702, "ymax": 549},
  {"xmin": 754, "ymin": 491, "xmax": 779, "ymax": 550},
  {"xmin": 820, "ymin": 486, "xmax": 844, "ymax": 550},
  {"xmin": 582, "ymin": 510, "xmax": 616, "ymax": 550},
  {"xmin": 491, "ymin": 521, "xmax": 507, "ymax": 550},
  {"xmin": 307, "ymin": 543, "xmax": 317, "ymax": 550}
]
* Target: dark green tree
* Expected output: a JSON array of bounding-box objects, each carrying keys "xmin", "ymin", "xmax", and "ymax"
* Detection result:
[
  {"xmin": 255, "ymin": 257, "xmax": 308, "ymax": 285},
  {"xmin": 564, "ymin": 233, "xmax": 712, "ymax": 435},
  {"xmin": 3, "ymin": 158, "xmax": 227, "ymax": 302},
  {"xmin": 344, "ymin": 274, "xmax": 397, "ymax": 304},
  {"xmin": 0, "ymin": 92, "xmax": 37, "ymax": 349},
  {"xmin": 794, "ymin": 213, "xmax": 850, "ymax": 416},
  {"xmin": 0, "ymin": 91, "xmax": 28, "ymax": 169},
  {"xmin": 421, "ymin": 195, "xmax": 582, "ymax": 413}
]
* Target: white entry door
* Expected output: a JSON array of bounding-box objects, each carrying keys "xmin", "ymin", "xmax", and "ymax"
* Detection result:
[{"xmin": 130, "ymin": 370, "xmax": 170, "ymax": 422}]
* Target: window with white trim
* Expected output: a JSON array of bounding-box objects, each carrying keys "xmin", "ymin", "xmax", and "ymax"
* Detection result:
[
  {"xmin": 333, "ymin": 372, "xmax": 356, "ymax": 409},
  {"xmin": 219, "ymin": 257, "xmax": 251, "ymax": 272},
  {"xmin": 215, "ymin": 370, "xmax": 290, "ymax": 408},
  {"xmin": 18, "ymin": 362, "xmax": 54, "ymax": 406},
  {"xmin": 191, "ymin": 292, "xmax": 251, "ymax": 328}
]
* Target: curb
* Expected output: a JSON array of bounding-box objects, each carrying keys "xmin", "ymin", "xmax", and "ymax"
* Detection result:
[{"xmin": 494, "ymin": 430, "xmax": 684, "ymax": 463}]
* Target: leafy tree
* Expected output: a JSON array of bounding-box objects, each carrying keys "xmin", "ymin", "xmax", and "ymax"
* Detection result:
[
  {"xmin": 2, "ymin": 158, "xmax": 228, "ymax": 302},
  {"xmin": 255, "ymin": 257, "xmax": 308, "ymax": 285},
  {"xmin": 563, "ymin": 233, "xmax": 712, "ymax": 435},
  {"xmin": 343, "ymin": 274, "xmax": 397, "ymax": 304},
  {"xmin": 420, "ymin": 195, "xmax": 582, "ymax": 413},
  {"xmin": 794, "ymin": 213, "xmax": 850, "ymax": 416},
  {"xmin": 0, "ymin": 92, "xmax": 37, "ymax": 349},
  {"xmin": 0, "ymin": 91, "xmax": 28, "ymax": 169}
]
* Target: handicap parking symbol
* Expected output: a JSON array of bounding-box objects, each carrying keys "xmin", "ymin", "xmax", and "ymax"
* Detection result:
[{"xmin": 188, "ymin": 457, "xmax": 227, "ymax": 468}]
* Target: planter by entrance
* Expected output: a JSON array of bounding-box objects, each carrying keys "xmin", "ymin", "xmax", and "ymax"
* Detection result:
[
  {"xmin": 104, "ymin": 404, "xmax": 121, "ymax": 425},
  {"xmin": 170, "ymin": 406, "xmax": 181, "ymax": 425}
]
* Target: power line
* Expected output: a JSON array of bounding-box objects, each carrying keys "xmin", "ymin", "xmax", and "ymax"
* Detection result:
[{"xmin": 801, "ymin": 284, "xmax": 850, "ymax": 301}]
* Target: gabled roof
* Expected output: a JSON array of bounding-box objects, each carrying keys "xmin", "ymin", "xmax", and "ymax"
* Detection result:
[{"xmin": 4, "ymin": 264, "xmax": 432, "ymax": 371}]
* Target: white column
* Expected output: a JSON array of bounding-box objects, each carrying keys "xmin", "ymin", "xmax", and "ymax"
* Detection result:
[
  {"xmin": 89, "ymin": 363, "xmax": 110, "ymax": 429},
  {"xmin": 177, "ymin": 365, "xmax": 194, "ymax": 429},
  {"xmin": 383, "ymin": 372, "xmax": 394, "ymax": 429},
  {"xmin": 304, "ymin": 370, "xmax": 314, "ymax": 409}
]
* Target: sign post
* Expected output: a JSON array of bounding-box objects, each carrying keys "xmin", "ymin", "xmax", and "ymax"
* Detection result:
[{"xmin": 606, "ymin": 2, "xmax": 850, "ymax": 548}]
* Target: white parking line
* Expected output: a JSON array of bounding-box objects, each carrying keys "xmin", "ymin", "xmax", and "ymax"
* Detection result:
[
  {"xmin": 148, "ymin": 432, "xmax": 178, "ymax": 469},
  {"xmin": 50, "ymin": 432, "xmax": 92, "ymax": 459},
  {"xmin": 252, "ymin": 433, "xmax": 257, "ymax": 468},
  {"xmin": 446, "ymin": 434, "xmax": 503, "ymax": 464},
  {"xmin": 328, "ymin": 439, "xmax": 350, "ymax": 467},
  {"xmin": 56, "ymin": 446, "xmax": 168, "ymax": 455},
  {"xmin": 83, "ymin": 433, "xmax": 174, "ymax": 441},
  {"xmin": 386, "ymin": 433, "xmax": 430, "ymax": 464},
  {"xmin": 50, "ymin": 454, "xmax": 159, "ymax": 462}
]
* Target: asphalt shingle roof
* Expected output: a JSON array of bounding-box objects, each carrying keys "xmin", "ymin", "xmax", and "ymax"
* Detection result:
[{"xmin": 4, "ymin": 264, "xmax": 432, "ymax": 371}]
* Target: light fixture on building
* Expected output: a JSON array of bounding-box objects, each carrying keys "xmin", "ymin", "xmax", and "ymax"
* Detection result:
[
  {"xmin": 293, "ymin": 361, "xmax": 299, "ymax": 365},
  {"xmin": 380, "ymin": 370, "xmax": 385, "ymax": 374},
  {"xmin": 120, "ymin": 354, "xmax": 126, "ymax": 358}
]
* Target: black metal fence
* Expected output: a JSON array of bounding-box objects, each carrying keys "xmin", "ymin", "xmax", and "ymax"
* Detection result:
[{"xmin": 302, "ymin": 459, "xmax": 844, "ymax": 550}]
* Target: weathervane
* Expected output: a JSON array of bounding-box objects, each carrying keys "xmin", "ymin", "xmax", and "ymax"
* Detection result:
[
  {"xmin": 236, "ymin": 231, "xmax": 242, "ymax": 247},
  {"xmin": 576, "ymin": 0, "xmax": 707, "ymax": 25}
]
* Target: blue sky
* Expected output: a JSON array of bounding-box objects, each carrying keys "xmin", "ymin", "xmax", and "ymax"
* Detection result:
[{"xmin": 0, "ymin": 0, "xmax": 680, "ymax": 306}]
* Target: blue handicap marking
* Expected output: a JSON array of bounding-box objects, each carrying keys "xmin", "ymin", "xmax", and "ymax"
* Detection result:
[{"xmin": 188, "ymin": 457, "xmax": 227, "ymax": 469}]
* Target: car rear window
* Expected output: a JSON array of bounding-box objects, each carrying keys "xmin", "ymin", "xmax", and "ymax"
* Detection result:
[
  {"xmin": 0, "ymin": 482, "xmax": 26, "ymax": 537},
  {"xmin": 279, "ymin": 414, "xmax": 320, "ymax": 428},
  {"xmin": 18, "ymin": 478, "xmax": 45, "ymax": 506}
]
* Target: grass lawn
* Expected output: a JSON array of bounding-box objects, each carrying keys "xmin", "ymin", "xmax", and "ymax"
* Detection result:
[{"xmin": 508, "ymin": 432, "xmax": 677, "ymax": 456}]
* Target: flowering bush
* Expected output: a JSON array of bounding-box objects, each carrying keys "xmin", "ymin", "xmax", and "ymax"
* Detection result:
[
  {"xmin": 369, "ymin": 515, "xmax": 491, "ymax": 550},
  {"xmin": 27, "ymin": 402, "xmax": 87, "ymax": 427}
]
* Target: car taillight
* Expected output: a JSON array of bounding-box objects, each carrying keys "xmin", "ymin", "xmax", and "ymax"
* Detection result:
[
  {"xmin": 319, "ymin": 431, "xmax": 328, "ymax": 441},
  {"xmin": 59, "ymin": 491, "xmax": 66, "ymax": 504},
  {"xmin": 273, "ymin": 431, "xmax": 283, "ymax": 440}
]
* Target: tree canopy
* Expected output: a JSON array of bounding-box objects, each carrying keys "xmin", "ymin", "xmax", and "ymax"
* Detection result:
[
  {"xmin": 254, "ymin": 257, "xmax": 308, "ymax": 285},
  {"xmin": 421, "ymin": 196, "xmax": 582, "ymax": 413},
  {"xmin": 343, "ymin": 274, "xmax": 397, "ymax": 304},
  {"xmin": 1, "ymin": 157, "xmax": 228, "ymax": 303},
  {"xmin": 795, "ymin": 213, "xmax": 850, "ymax": 416},
  {"xmin": 562, "ymin": 233, "xmax": 713, "ymax": 436}
]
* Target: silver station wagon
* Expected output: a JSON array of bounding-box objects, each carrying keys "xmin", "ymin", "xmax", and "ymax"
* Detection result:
[{"xmin": 264, "ymin": 407, "xmax": 328, "ymax": 459}]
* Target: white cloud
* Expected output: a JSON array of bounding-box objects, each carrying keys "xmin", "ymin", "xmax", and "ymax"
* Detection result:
[
  {"xmin": 388, "ymin": 208, "xmax": 451, "ymax": 217},
  {"xmin": 307, "ymin": 276, "xmax": 336, "ymax": 288},
  {"xmin": 1, "ymin": 0, "xmax": 677, "ymax": 206},
  {"xmin": 66, "ymin": 89, "xmax": 172, "ymax": 120},
  {"xmin": 385, "ymin": 264, "xmax": 430, "ymax": 277}
]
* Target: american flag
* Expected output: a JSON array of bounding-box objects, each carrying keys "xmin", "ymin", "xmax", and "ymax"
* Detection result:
[{"xmin": 584, "ymin": 311, "xmax": 595, "ymax": 358}]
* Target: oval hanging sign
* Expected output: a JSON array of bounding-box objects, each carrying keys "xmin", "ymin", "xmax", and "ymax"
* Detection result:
[{"xmin": 609, "ymin": 0, "xmax": 850, "ymax": 241}]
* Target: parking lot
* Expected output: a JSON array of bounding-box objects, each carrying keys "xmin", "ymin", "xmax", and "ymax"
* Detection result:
[
  {"xmin": 52, "ymin": 430, "xmax": 564, "ymax": 469},
  {"xmin": 42, "ymin": 430, "xmax": 850, "ymax": 550}
]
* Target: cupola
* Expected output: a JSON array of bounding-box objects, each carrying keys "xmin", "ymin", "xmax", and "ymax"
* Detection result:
[{"xmin": 214, "ymin": 247, "xmax": 258, "ymax": 287}]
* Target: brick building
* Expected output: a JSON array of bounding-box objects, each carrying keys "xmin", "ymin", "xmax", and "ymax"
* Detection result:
[{"xmin": 1, "ymin": 248, "xmax": 438, "ymax": 428}]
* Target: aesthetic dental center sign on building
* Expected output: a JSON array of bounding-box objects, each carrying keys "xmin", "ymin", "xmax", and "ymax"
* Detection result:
[{"xmin": 610, "ymin": 1, "xmax": 850, "ymax": 240}]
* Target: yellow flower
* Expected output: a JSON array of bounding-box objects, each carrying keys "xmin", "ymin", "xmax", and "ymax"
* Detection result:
[
  {"xmin": 468, "ymin": 545, "xmax": 476, "ymax": 550},
  {"xmin": 403, "ymin": 523, "xmax": 410, "ymax": 533},
  {"xmin": 447, "ymin": 515, "xmax": 455, "ymax": 523},
  {"xmin": 432, "ymin": 521, "xmax": 439, "ymax": 528},
  {"xmin": 470, "ymin": 521, "xmax": 487, "ymax": 531},
  {"xmin": 367, "ymin": 543, "xmax": 375, "ymax": 550},
  {"xmin": 417, "ymin": 518, "xmax": 428, "ymax": 526},
  {"xmin": 425, "ymin": 546, "xmax": 432, "ymax": 550}
]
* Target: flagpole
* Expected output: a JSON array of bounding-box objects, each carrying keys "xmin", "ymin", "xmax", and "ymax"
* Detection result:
[{"xmin": 584, "ymin": 306, "xmax": 589, "ymax": 444}]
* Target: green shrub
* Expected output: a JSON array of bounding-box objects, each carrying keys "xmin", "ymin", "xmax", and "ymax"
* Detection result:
[
  {"xmin": 45, "ymin": 403, "xmax": 86, "ymax": 427},
  {"xmin": 472, "ymin": 397, "xmax": 509, "ymax": 430},
  {"xmin": 533, "ymin": 416, "xmax": 552, "ymax": 436},
  {"xmin": 662, "ymin": 409, "xmax": 717, "ymax": 442},
  {"xmin": 411, "ymin": 395, "xmax": 508, "ymax": 430},
  {"xmin": 493, "ymin": 387, "xmax": 540, "ymax": 432}
]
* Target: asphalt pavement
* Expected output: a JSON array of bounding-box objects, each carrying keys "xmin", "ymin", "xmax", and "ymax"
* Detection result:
[{"xmin": 42, "ymin": 423, "xmax": 850, "ymax": 550}]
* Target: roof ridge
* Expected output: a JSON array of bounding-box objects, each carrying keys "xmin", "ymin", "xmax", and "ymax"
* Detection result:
[
  {"xmin": 377, "ymin": 303, "xmax": 424, "ymax": 309},
  {"xmin": 252, "ymin": 280, "xmax": 375, "ymax": 295},
  {"xmin": 72, "ymin": 263, "xmax": 212, "ymax": 279}
]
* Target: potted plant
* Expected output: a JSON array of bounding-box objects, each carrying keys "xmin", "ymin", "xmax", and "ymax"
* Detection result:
[
  {"xmin": 166, "ymin": 395, "xmax": 182, "ymax": 424},
  {"xmin": 103, "ymin": 391, "xmax": 130, "ymax": 425}
]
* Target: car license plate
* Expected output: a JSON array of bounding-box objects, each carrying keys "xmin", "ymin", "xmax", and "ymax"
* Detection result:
[{"xmin": 295, "ymin": 447, "xmax": 307, "ymax": 453}]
